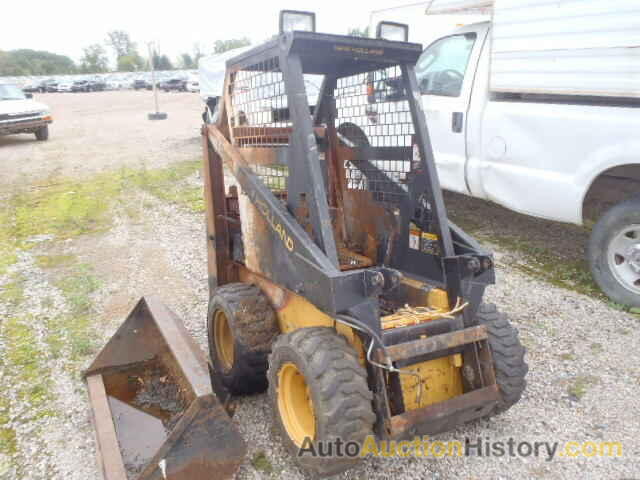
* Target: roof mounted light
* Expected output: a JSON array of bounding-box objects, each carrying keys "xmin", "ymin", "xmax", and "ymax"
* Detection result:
[
  {"xmin": 279, "ymin": 10, "xmax": 316, "ymax": 34},
  {"xmin": 376, "ymin": 21, "xmax": 409, "ymax": 42}
]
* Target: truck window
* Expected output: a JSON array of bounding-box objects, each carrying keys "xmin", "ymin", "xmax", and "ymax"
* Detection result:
[{"xmin": 415, "ymin": 33, "xmax": 477, "ymax": 97}]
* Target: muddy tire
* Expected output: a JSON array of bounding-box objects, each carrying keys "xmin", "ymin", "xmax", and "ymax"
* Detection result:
[
  {"xmin": 588, "ymin": 196, "xmax": 640, "ymax": 308},
  {"xmin": 267, "ymin": 327, "xmax": 375, "ymax": 477},
  {"xmin": 476, "ymin": 303, "xmax": 528, "ymax": 416},
  {"xmin": 207, "ymin": 283, "xmax": 279, "ymax": 395},
  {"xmin": 35, "ymin": 125, "xmax": 49, "ymax": 141}
]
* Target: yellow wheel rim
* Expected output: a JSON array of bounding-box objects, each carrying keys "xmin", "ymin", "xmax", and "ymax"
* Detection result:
[
  {"xmin": 277, "ymin": 363, "xmax": 316, "ymax": 447},
  {"xmin": 214, "ymin": 310, "xmax": 234, "ymax": 371}
]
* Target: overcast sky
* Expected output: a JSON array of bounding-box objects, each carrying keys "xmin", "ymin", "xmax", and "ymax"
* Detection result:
[{"xmin": 2, "ymin": 1, "xmax": 432, "ymax": 66}]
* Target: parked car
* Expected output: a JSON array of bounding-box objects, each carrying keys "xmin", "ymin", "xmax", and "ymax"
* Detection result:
[
  {"xmin": 133, "ymin": 79, "xmax": 150, "ymax": 90},
  {"xmin": 106, "ymin": 80, "xmax": 122, "ymax": 90},
  {"xmin": 186, "ymin": 78, "xmax": 199, "ymax": 93},
  {"xmin": 415, "ymin": 1, "xmax": 640, "ymax": 307},
  {"xmin": 44, "ymin": 80, "xmax": 59, "ymax": 92},
  {"xmin": 0, "ymin": 83, "xmax": 52, "ymax": 141},
  {"xmin": 88, "ymin": 78, "xmax": 107, "ymax": 91},
  {"xmin": 71, "ymin": 80, "xmax": 92, "ymax": 92},
  {"xmin": 22, "ymin": 81, "xmax": 40, "ymax": 93},
  {"xmin": 57, "ymin": 82, "xmax": 73, "ymax": 92},
  {"xmin": 160, "ymin": 78, "xmax": 187, "ymax": 92}
]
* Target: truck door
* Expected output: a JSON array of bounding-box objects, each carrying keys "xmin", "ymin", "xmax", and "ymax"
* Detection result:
[{"xmin": 416, "ymin": 26, "xmax": 487, "ymax": 194}]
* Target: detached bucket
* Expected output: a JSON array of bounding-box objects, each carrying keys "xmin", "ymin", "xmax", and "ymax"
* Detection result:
[{"xmin": 84, "ymin": 296, "xmax": 246, "ymax": 480}]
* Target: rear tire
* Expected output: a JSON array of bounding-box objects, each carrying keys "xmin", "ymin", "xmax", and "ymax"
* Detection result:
[
  {"xmin": 476, "ymin": 303, "xmax": 528, "ymax": 416},
  {"xmin": 35, "ymin": 125, "xmax": 49, "ymax": 141},
  {"xmin": 207, "ymin": 283, "xmax": 279, "ymax": 395},
  {"xmin": 588, "ymin": 196, "xmax": 640, "ymax": 308},
  {"xmin": 268, "ymin": 327, "xmax": 375, "ymax": 477}
]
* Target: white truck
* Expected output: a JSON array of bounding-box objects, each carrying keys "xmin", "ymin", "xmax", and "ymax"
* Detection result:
[
  {"xmin": 0, "ymin": 83, "xmax": 52, "ymax": 141},
  {"xmin": 413, "ymin": 0, "xmax": 640, "ymax": 307}
]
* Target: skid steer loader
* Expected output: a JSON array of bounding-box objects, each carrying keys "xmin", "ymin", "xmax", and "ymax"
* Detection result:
[
  {"xmin": 84, "ymin": 11, "xmax": 527, "ymax": 480},
  {"xmin": 202, "ymin": 10, "xmax": 528, "ymax": 477}
]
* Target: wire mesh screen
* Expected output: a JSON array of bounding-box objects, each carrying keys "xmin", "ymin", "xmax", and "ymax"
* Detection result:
[
  {"xmin": 334, "ymin": 65, "xmax": 414, "ymax": 206},
  {"xmin": 228, "ymin": 56, "xmax": 290, "ymax": 193}
]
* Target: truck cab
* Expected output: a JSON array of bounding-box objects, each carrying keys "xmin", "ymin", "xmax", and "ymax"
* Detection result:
[{"xmin": 417, "ymin": 20, "xmax": 640, "ymax": 307}]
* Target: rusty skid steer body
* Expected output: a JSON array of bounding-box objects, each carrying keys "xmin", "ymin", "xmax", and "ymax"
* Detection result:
[
  {"xmin": 202, "ymin": 17, "xmax": 527, "ymax": 477},
  {"xmin": 84, "ymin": 297, "xmax": 245, "ymax": 480}
]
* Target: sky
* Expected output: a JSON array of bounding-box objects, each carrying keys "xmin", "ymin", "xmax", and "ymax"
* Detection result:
[{"xmin": 1, "ymin": 1, "xmax": 434, "ymax": 67}]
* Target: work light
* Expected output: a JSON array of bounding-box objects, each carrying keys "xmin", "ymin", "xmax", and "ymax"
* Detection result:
[
  {"xmin": 279, "ymin": 10, "xmax": 316, "ymax": 34},
  {"xmin": 376, "ymin": 21, "xmax": 409, "ymax": 42}
]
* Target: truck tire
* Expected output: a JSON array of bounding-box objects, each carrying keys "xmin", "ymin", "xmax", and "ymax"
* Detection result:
[
  {"xmin": 476, "ymin": 304, "xmax": 528, "ymax": 415},
  {"xmin": 207, "ymin": 283, "xmax": 279, "ymax": 395},
  {"xmin": 588, "ymin": 196, "xmax": 640, "ymax": 308},
  {"xmin": 35, "ymin": 125, "xmax": 49, "ymax": 141},
  {"xmin": 268, "ymin": 327, "xmax": 375, "ymax": 477}
]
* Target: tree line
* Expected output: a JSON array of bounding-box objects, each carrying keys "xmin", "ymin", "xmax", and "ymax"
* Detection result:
[{"xmin": 0, "ymin": 31, "xmax": 252, "ymax": 76}]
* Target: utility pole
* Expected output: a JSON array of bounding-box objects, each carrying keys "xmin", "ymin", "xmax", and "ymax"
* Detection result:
[{"xmin": 147, "ymin": 42, "xmax": 167, "ymax": 120}]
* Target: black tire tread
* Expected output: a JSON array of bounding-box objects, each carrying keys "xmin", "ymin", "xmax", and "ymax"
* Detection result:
[
  {"xmin": 477, "ymin": 303, "xmax": 528, "ymax": 415},
  {"xmin": 588, "ymin": 195, "xmax": 640, "ymax": 308},
  {"xmin": 268, "ymin": 327, "xmax": 375, "ymax": 477},
  {"xmin": 208, "ymin": 282, "xmax": 278, "ymax": 395}
]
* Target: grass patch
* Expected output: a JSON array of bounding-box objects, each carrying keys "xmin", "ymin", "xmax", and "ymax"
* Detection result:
[
  {"xmin": 0, "ymin": 397, "xmax": 16, "ymax": 457},
  {"xmin": 485, "ymin": 235, "xmax": 602, "ymax": 299},
  {"xmin": 567, "ymin": 375, "xmax": 599, "ymax": 401},
  {"xmin": 51, "ymin": 263, "xmax": 102, "ymax": 360},
  {"xmin": 1, "ymin": 316, "xmax": 55, "ymax": 414},
  {"xmin": 128, "ymin": 160, "xmax": 203, "ymax": 212},
  {"xmin": 251, "ymin": 451, "xmax": 274, "ymax": 474},
  {"xmin": 35, "ymin": 254, "xmax": 75, "ymax": 269},
  {"xmin": 0, "ymin": 274, "xmax": 25, "ymax": 308},
  {"xmin": 1, "ymin": 159, "xmax": 202, "ymax": 255}
]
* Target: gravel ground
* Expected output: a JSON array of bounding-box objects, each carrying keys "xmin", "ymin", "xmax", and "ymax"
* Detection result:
[
  {"xmin": 1, "ymin": 93, "xmax": 638, "ymax": 479},
  {"xmin": 0, "ymin": 91, "xmax": 202, "ymax": 190}
]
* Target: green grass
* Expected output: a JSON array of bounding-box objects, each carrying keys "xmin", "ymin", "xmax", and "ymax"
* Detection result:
[
  {"xmin": 128, "ymin": 160, "xmax": 203, "ymax": 212},
  {"xmin": 251, "ymin": 451, "xmax": 274, "ymax": 474},
  {"xmin": 35, "ymin": 254, "xmax": 75, "ymax": 269},
  {"xmin": 48, "ymin": 263, "xmax": 102, "ymax": 360},
  {"xmin": 0, "ymin": 273, "xmax": 25, "ymax": 308},
  {"xmin": 1, "ymin": 316, "xmax": 56, "ymax": 415},
  {"xmin": 0, "ymin": 159, "xmax": 205, "ymax": 472},
  {"xmin": 1, "ymin": 159, "xmax": 202, "ymax": 254},
  {"xmin": 567, "ymin": 375, "xmax": 599, "ymax": 400}
]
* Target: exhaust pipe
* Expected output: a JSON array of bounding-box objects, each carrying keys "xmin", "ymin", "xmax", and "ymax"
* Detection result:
[{"xmin": 84, "ymin": 296, "xmax": 246, "ymax": 480}]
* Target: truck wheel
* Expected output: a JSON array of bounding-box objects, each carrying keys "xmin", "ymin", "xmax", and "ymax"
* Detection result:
[
  {"xmin": 477, "ymin": 304, "xmax": 528, "ymax": 416},
  {"xmin": 588, "ymin": 196, "xmax": 640, "ymax": 308},
  {"xmin": 35, "ymin": 126, "xmax": 49, "ymax": 141},
  {"xmin": 268, "ymin": 327, "xmax": 375, "ymax": 477},
  {"xmin": 207, "ymin": 283, "xmax": 279, "ymax": 395}
]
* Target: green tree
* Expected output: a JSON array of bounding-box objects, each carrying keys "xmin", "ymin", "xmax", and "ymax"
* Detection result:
[
  {"xmin": 0, "ymin": 49, "xmax": 76, "ymax": 75},
  {"xmin": 192, "ymin": 43, "xmax": 204, "ymax": 67},
  {"xmin": 117, "ymin": 52, "xmax": 145, "ymax": 72},
  {"xmin": 348, "ymin": 26, "xmax": 370, "ymax": 37},
  {"xmin": 80, "ymin": 44, "xmax": 109, "ymax": 73},
  {"xmin": 213, "ymin": 38, "xmax": 251, "ymax": 54},
  {"xmin": 178, "ymin": 53, "xmax": 195, "ymax": 69},
  {"xmin": 151, "ymin": 53, "xmax": 173, "ymax": 71},
  {"xmin": 106, "ymin": 30, "xmax": 136, "ymax": 59}
]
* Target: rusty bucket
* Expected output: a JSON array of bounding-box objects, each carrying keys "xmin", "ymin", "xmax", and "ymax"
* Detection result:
[{"xmin": 84, "ymin": 296, "xmax": 246, "ymax": 480}]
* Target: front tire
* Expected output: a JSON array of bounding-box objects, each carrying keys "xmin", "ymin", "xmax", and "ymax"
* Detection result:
[
  {"xmin": 268, "ymin": 327, "xmax": 375, "ymax": 477},
  {"xmin": 589, "ymin": 196, "xmax": 640, "ymax": 308},
  {"xmin": 207, "ymin": 283, "xmax": 279, "ymax": 395},
  {"xmin": 476, "ymin": 304, "xmax": 528, "ymax": 416},
  {"xmin": 35, "ymin": 125, "xmax": 49, "ymax": 141}
]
